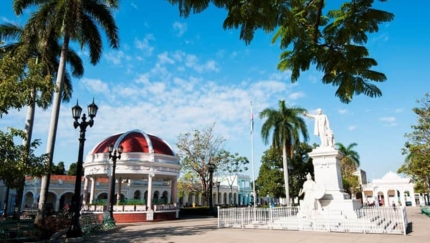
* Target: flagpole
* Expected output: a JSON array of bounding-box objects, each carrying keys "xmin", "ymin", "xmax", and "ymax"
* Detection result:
[{"xmin": 250, "ymin": 102, "xmax": 257, "ymax": 209}]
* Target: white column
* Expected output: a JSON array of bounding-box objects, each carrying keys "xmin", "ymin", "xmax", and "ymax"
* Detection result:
[
  {"xmin": 117, "ymin": 179, "xmax": 122, "ymax": 204},
  {"xmin": 147, "ymin": 174, "xmax": 153, "ymax": 210},
  {"xmin": 55, "ymin": 198, "xmax": 60, "ymax": 212},
  {"xmin": 400, "ymin": 190, "xmax": 406, "ymax": 206},
  {"xmin": 82, "ymin": 177, "xmax": 89, "ymax": 205},
  {"xmin": 383, "ymin": 191, "xmax": 389, "ymax": 207},
  {"xmin": 411, "ymin": 187, "xmax": 417, "ymax": 206},
  {"xmin": 90, "ymin": 178, "xmax": 95, "ymax": 204},
  {"xmin": 171, "ymin": 178, "xmax": 178, "ymax": 205}
]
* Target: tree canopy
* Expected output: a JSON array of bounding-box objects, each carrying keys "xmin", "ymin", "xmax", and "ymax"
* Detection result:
[
  {"xmin": 335, "ymin": 142, "xmax": 360, "ymax": 196},
  {"xmin": 256, "ymin": 143, "xmax": 313, "ymax": 201},
  {"xmin": 167, "ymin": 0, "xmax": 394, "ymax": 103},
  {"xmin": 176, "ymin": 123, "xmax": 248, "ymax": 205},
  {"xmin": 260, "ymin": 100, "xmax": 308, "ymax": 204},
  {"xmin": 0, "ymin": 128, "xmax": 49, "ymax": 189},
  {"xmin": 399, "ymin": 93, "xmax": 430, "ymax": 194}
]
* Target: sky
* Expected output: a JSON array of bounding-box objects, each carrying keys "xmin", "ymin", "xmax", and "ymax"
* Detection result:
[{"xmin": 0, "ymin": 1, "xmax": 429, "ymax": 182}]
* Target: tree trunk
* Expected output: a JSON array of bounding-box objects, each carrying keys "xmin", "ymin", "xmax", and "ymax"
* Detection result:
[
  {"xmin": 17, "ymin": 89, "xmax": 36, "ymax": 219},
  {"xmin": 36, "ymin": 36, "xmax": 70, "ymax": 226},
  {"xmin": 282, "ymin": 143, "xmax": 290, "ymax": 206}
]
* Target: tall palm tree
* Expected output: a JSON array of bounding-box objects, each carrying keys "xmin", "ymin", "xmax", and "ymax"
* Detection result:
[
  {"xmin": 335, "ymin": 142, "xmax": 360, "ymax": 174},
  {"xmin": 13, "ymin": 0, "xmax": 119, "ymax": 224},
  {"xmin": 0, "ymin": 21, "xmax": 83, "ymax": 216},
  {"xmin": 260, "ymin": 100, "xmax": 309, "ymax": 205}
]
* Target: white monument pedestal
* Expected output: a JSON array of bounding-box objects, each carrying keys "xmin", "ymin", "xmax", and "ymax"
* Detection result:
[{"xmin": 309, "ymin": 146, "xmax": 361, "ymax": 219}]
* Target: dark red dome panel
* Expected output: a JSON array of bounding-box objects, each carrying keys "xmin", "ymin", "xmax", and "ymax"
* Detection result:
[{"xmin": 91, "ymin": 130, "xmax": 174, "ymax": 156}]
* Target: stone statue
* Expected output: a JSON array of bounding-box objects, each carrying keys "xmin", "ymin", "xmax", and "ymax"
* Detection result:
[
  {"xmin": 303, "ymin": 108, "xmax": 333, "ymax": 147},
  {"xmin": 326, "ymin": 129, "xmax": 335, "ymax": 147},
  {"xmin": 299, "ymin": 173, "xmax": 319, "ymax": 211}
]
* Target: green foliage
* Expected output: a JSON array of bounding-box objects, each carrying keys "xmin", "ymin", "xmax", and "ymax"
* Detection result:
[
  {"xmin": 399, "ymin": 93, "xmax": 430, "ymax": 193},
  {"xmin": 67, "ymin": 162, "xmax": 78, "ymax": 176},
  {"xmin": 259, "ymin": 100, "xmax": 309, "ymax": 203},
  {"xmin": 0, "ymin": 51, "xmax": 53, "ymax": 117},
  {"xmin": 256, "ymin": 143, "xmax": 313, "ymax": 199},
  {"xmin": 219, "ymin": 152, "xmax": 249, "ymax": 199},
  {"xmin": 167, "ymin": 0, "xmax": 394, "ymax": 103},
  {"xmin": 176, "ymin": 124, "xmax": 227, "ymax": 204},
  {"xmin": 0, "ymin": 127, "xmax": 50, "ymax": 189},
  {"xmin": 176, "ymin": 123, "xmax": 248, "ymax": 205},
  {"xmin": 335, "ymin": 142, "xmax": 360, "ymax": 196},
  {"xmin": 260, "ymin": 100, "xmax": 309, "ymax": 154},
  {"xmin": 256, "ymin": 147, "xmax": 285, "ymax": 198},
  {"xmin": 52, "ymin": 161, "xmax": 65, "ymax": 175},
  {"xmin": 335, "ymin": 142, "xmax": 360, "ymax": 173}
]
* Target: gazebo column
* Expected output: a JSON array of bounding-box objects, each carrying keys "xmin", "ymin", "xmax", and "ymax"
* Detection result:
[
  {"xmin": 82, "ymin": 177, "xmax": 89, "ymax": 205},
  {"xmin": 399, "ymin": 190, "xmax": 405, "ymax": 206},
  {"xmin": 147, "ymin": 174, "xmax": 154, "ymax": 210},
  {"xmin": 383, "ymin": 191, "xmax": 389, "ymax": 207},
  {"xmin": 411, "ymin": 187, "xmax": 417, "ymax": 206},
  {"xmin": 171, "ymin": 178, "xmax": 178, "ymax": 206},
  {"xmin": 89, "ymin": 178, "xmax": 96, "ymax": 204},
  {"xmin": 117, "ymin": 178, "xmax": 122, "ymax": 205}
]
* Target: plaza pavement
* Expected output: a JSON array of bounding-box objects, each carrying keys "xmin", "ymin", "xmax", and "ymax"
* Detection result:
[{"xmin": 89, "ymin": 207, "xmax": 429, "ymax": 243}]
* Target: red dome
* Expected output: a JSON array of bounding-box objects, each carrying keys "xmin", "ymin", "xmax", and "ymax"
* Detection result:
[{"xmin": 91, "ymin": 130, "xmax": 175, "ymax": 156}]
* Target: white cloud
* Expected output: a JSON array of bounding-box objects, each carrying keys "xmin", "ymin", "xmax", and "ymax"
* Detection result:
[
  {"xmin": 379, "ymin": 117, "xmax": 397, "ymax": 126},
  {"xmin": 394, "ymin": 108, "xmax": 403, "ymax": 113},
  {"xmin": 104, "ymin": 51, "xmax": 127, "ymax": 65},
  {"xmin": 134, "ymin": 34, "xmax": 155, "ymax": 56},
  {"xmin": 380, "ymin": 117, "xmax": 396, "ymax": 122},
  {"xmin": 288, "ymin": 92, "xmax": 305, "ymax": 100},
  {"xmin": 185, "ymin": 54, "xmax": 219, "ymax": 73},
  {"xmin": 338, "ymin": 109, "xmax": 348, "ymax": 114},
  {"xmin": 157, "ymin": 52, "xmax": 175, "ymax": 65},
  {"xmin": 80, "ymin": 78, "xmax": 109, "ymax": 93},
  {"xmin": 348, "ymin": 125, "xmax": 357, "ymax": 131},
  {"xmin": 172, "ymin": 22, "xmax": 188, "ymax": 37}
]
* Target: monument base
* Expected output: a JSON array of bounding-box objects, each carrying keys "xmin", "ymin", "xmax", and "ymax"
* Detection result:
[{"xmin": 307, "ymin": 146, "xmax": 362, "ymax": 219}]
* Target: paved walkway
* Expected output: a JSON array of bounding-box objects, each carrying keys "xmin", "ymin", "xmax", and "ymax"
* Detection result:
[{"xmin": 89, "ymin": 207, "xmax": 429, "ymax": 243}]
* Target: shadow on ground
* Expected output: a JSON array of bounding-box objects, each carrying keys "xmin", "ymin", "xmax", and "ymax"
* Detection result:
[{"xmin": 87, "ymin": 221, "xmax": 218, "ymax": 243}]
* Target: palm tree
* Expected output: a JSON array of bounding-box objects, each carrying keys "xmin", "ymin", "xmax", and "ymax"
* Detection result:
[
  {"xmin": 13, "ymin": 0, "xmax": 119, "ymax": 224},
  {"xmin": 335, "ymin": 142, "xmax": 360, "ymax": 174},
  {"xmin": 260, "ymin": 100, "xmax": 309, "ymax": 205},
  {"xmin": 0, "ymin": 21, "xmax": 83, "ymax": 216}
]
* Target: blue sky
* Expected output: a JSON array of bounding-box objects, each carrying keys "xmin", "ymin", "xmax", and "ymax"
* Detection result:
[{"xmin": 1, "ymin": 1, "xmax": 428, "ymax": 182}]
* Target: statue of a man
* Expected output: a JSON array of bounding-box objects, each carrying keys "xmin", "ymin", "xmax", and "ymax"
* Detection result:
[{"xmin": 303, "ymin": 108, "xmax": 332, "ymax": 147}]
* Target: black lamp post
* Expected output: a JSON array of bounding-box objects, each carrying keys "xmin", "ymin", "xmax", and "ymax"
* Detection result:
[
  {"xmin": 108, "ymin": 144, "xmax": 123, "ymax": 223},
  {"xmin": 216, "ymin": 181, "xmax": 220, "ymax": 205},
  {"xmin": 207, "ymin": 163, "xmax": 215, "ymax": 212},
  {"xmin": 67, "ymin": 100, "xmax": 98, "ymax": 239}
]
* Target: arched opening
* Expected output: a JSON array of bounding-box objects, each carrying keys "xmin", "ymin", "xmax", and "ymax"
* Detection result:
[
  {"xmin": 59, "ymin": 192, "xmax": 73, "ymax": 210},
  {"xmin": 377, "ymin": 191, "xmax": 385, "ymax": 206},
  {"xmin": 134, "ymin": 190, "xmax": 141, "ymax": 200},
  {"xmin": 153, "ymin": 191, "xmax": 159, "ymax": 204},
  {"xmin": 23, "ymin": 192, "xmax": 34, "ymax": 209},
  {"xmin": 161, "ymin": 191, "xmax": 168, "ymax": 204}
]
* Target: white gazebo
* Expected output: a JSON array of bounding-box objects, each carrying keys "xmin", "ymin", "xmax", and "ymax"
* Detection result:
[
  {"xmin": 362, "ymin": 171, "xmax": 416, "ymax": 207},
  {"xmin": 82, "ymin": 129, "xmax": 181, "ymax": 221}
]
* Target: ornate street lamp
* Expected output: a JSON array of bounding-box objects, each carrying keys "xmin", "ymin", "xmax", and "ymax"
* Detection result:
[
  {"xmin": 207, "ymin": 163, "xmax": 215, "ymax": 212},
  {"xmin": 108, "ymin": 144, "xmax": 123, "ymax": 223},
  {"xmin": 216, "ymin": 181, "xmax": 221, "ymax": 205},
  {"xmin": 67, "ymin": 100, "xmax": 98, "ymax": 239}
]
